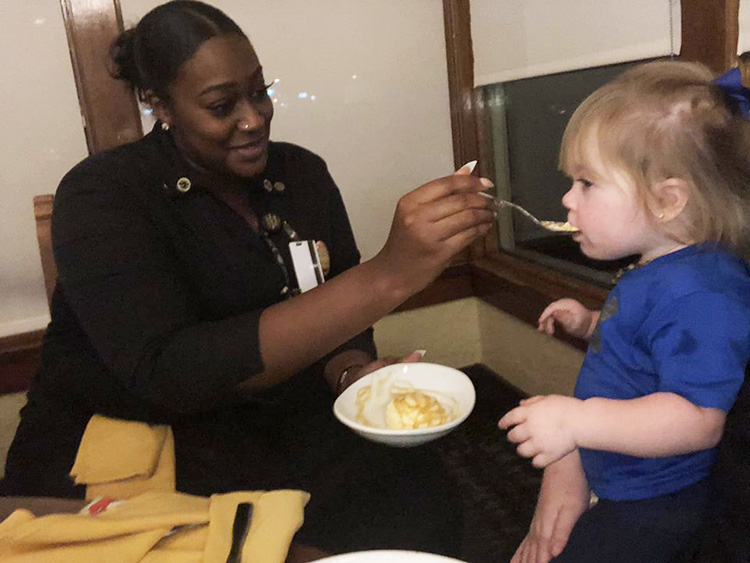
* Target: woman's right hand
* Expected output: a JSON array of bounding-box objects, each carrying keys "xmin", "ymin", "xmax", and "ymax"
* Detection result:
[
  {"xmin": 373, "ymin": 163, "xmax": 495, "ymax": 294},
  {"xmin": 537, "ymin": 298, "xmax": 596, "ymax": 339},
  {"xmin": 511, "ymin": 451, "xmax": 590, "ymax": 563}
]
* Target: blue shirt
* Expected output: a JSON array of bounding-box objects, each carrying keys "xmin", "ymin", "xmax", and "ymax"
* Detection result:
[{"xmin": 575, "ymin": 245, "xmax": 750, "ymax": 501}]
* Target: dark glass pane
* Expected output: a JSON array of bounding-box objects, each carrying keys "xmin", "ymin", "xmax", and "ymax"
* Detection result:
[{"xmin": 484, "ymin": 58, "xmax": 662, "ymax": 287}]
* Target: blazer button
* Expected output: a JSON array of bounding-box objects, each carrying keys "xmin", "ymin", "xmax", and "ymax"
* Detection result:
[
  {"xmin": 176, "ymin": 177, "xmax": 192, "ymax": 193},
  {"xmin": 262, "ymin": 213, "xmax": 282, "ymax": 234}
]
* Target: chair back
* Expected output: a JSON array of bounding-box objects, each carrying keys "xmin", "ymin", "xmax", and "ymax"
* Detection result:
[{"xmin": 33, "ymin": 194, "xmax": 56, "ymax": 306}]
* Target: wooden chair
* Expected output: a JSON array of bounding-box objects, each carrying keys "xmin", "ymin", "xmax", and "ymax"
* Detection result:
[{"xmin": 33, "ymin": 194, "xmax": 57, "ymax": 306}]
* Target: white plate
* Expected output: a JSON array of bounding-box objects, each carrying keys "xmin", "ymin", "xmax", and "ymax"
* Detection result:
[
  {"xmin": 315, "ymin": 550, "xmax": 467, "ymax": 562},
  {"xmin": 333, "ymin": 363, "xmax": 475, "ymax": 447}
]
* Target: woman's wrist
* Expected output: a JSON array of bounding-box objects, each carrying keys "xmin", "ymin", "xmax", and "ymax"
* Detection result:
[
  {"xmin": 336, "ymin": 364, "xmax": 366, "ymax": 395},
  {"xmin": 364, "ymin": 253, "xmax": 419, "ymax": 306},
  {"xmin": 324, "ymin": 350, "xmax": 373, "ymax": 394}
]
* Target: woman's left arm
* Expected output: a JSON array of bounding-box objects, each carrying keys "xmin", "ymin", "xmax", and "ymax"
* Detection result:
[{"xmin": 500, "ymin": 392, "xmax": 726, "ymax": 468}]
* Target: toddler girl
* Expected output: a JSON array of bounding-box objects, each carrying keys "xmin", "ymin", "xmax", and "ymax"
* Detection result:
[{"xmin": 499, "ymin": 61, "xmax": 750, "ymax": 562}]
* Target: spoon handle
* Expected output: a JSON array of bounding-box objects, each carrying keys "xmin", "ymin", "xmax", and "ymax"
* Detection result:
[{"xmin": 478, "ymin": 192, "xmax": 544, "ymax": 226}]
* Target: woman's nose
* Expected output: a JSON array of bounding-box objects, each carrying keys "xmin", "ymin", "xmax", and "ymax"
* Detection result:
[{"xmin": 237, "ymin": 100, "xmax": 265, "ymax": 131}]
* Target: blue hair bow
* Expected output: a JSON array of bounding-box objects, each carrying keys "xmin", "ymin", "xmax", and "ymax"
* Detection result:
[{"xmin": 713, "ymin": 67, "xmax": 750, "ymax": 120}]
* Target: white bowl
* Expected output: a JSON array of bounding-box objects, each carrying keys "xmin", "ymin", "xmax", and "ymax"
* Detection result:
[
  {"xmin": 315, "ymin": 550, "xmax": 466, "ymax": 563},
  {"xmin": 333, "ymin": 363, "xmax": 475, "ymax": 447}
]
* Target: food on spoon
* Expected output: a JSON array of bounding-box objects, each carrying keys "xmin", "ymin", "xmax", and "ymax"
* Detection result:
[
  {"xmin": 385, "ymin": 391, "xmax": 454, "ymax": 429},
  {"xmin": 539, "ymin": 220, "xmax": 579, "ymax": 232}
]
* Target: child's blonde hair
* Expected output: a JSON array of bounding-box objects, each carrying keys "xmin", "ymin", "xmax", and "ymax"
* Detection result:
[{"xmin": 560, "ymin": 60, "xmax": 750, "ymax": 259}]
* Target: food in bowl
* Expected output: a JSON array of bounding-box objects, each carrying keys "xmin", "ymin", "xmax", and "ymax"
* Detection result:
[
  {"xmin": 334, "ymin": 363, "xmax": 475, "ymax": 447},
  {"xmin": 385, "ymin": 391, "xmax": 454, "ymax": 430},
  {"xmin": 354, "ymin": 372, "xmax": 458, "ymax": 431}
]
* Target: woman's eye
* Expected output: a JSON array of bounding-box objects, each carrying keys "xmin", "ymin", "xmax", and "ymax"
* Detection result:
[
  {"xmin": 250, "ymin": 83, "xmax": 273, "ymax": 102},
  {"xmin": 207, "ymin": 100, "xmax": 234, "ymax": 117}
]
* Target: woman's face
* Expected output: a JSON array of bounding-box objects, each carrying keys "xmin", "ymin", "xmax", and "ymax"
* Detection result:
[{"xmin": 156, "ymin": 34, "xmax": 274, "ymax": 178}]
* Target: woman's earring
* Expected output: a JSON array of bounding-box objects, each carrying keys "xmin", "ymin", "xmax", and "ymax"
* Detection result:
[
  {"xmin": 161, "ymin": 122, "xmax": 170, "ymax": 131},
  {"xmin": 658, "ymin": 212, "xmax": 665, "ymax": 220}
]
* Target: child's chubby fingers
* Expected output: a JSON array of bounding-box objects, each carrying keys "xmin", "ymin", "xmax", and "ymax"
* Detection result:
[
  {"xmin": 532, "ymin": 454, "xmax": 553, "ymax": 469},
  {"xmin": 538, "ymin": 317, "xmax": 555, "ymax": 336},
  {"xmin": 506, "ymin": 424, "xmax": 532, "ymax": 445},
  {"xmin": 516, "ymin": 439, "xmax": 540, "ymax": 459},
  {"xmin": 537, "ymin": 301, "xmax": 562, "ymax": 324},
  {"xmin": 519, "ymin": 395, "xmax": 545, "ymax": 406},
  {"xmin": 498, "ymin": 406, "xmax": 526, "ymax": 429}
]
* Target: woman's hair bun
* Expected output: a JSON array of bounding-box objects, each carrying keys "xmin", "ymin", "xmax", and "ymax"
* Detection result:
[
  {"xmin": 109, "ymin": 28, "xmax": 140, "ymax": 90},
  {"xmin": 107, "ymin": 1, "xmax": 246, "ymax": 102}
]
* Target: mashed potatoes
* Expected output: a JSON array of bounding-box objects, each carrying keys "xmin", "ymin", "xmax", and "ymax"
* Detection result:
[
  {"xmin": 385, "ymin": 391, "xmax": 453, "ymax": 430},
  {"xmin": 354, "ymin": 372, "xmax": 458, "ymax": 431},
  {"xmin": 539, "ymin": 220, "xmax": 579, "ymax": 232}
]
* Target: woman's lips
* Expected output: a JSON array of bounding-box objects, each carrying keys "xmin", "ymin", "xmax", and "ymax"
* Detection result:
[{"xmin": 231, "ymin": 138, "xmax": 267, "ymax": 159}]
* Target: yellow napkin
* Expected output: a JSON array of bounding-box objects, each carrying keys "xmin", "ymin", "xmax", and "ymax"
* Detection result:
[
  {"xmin": 0, "ymin": 491, "xmax": 202, "ymax": 563},
  {"xmin": 70, "ymin": 414, "xmax": 176, "ymax": 500},
  {"xmin": 0, "ymin": 489, "xmax": 310, "ymax": 563},
  {"xmin": 203, "ymin": 490, "xmax": 310, "ymax": 563}
]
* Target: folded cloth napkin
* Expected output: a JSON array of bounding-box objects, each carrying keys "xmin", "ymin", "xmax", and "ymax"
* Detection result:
[
  {"xmin": 70, "ymin": 414, "xmax": 176, "ymax": 500},
  {"xmin": 0, "ymin": 489, "xmax": 310, "ymax": 563}
]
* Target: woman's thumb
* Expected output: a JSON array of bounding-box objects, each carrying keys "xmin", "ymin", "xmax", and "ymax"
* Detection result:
[{"xmin": 454, "ymin": 160, "xmax": 477, "ymax": 175}]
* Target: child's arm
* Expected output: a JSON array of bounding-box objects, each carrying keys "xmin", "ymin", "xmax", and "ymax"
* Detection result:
[
  {"xmin": 511, "ymin": 450, "xmax": 590, "ymax": 563},
  {"xmin": 538, "ymin": 298, "xmax": 599, "ymax": 339},
  {"xmin": 499, "ymin": 392, "xmax": 725, "ymax": 468},
  {"xmin": 574, "ymin": 392, "xmax": 725, "ymax": 455}
]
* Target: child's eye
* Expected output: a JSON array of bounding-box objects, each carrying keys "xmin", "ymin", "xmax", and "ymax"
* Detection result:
[{"xmin": 577, "ymin": 178, "xmax": 593, "ymax": 189}]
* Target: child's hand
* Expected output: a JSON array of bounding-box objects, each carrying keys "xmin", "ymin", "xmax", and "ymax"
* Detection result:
[
  {"xmin": 538, "ymin": 298, "xmax": 595, "ymax": 338},
  {"xmin": 498, "ymin": 395, "xmax": 583, "ymax": 468}
]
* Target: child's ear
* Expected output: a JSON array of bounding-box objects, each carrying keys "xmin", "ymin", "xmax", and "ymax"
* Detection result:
[{"xmin": 652, "ymin": 178, "xmax": 690, "ymax": 222}]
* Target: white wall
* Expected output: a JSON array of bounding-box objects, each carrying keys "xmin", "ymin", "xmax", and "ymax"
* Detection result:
[
  {"xmin": 0, "ymin": 0, "xmax": 455, "ymax": 338},
  {"xmin": 0, "ymin": 1, "xmax": 89, "ymax": 337},
  {"xmin": 471, "ymin": 0, "xmax": 681, "ymax": 86},
  {"xmin": 739, "ymin": 0, "xmax": 750, "ymax": 54}
]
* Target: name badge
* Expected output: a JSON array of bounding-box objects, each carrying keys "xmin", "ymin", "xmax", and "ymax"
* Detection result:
[{"xmin": 289, "ymin": 240, "xmax": 325, "ymax": 292}]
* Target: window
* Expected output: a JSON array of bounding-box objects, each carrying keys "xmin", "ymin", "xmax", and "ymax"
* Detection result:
[{"xmin": 482, "ymin": 58, "xmax": 660, "ymax": 288}]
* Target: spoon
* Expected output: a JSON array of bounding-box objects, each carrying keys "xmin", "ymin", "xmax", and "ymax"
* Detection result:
[{"xmin": 478, "ymin": 192, "xmax": 579, "ymax": 233}]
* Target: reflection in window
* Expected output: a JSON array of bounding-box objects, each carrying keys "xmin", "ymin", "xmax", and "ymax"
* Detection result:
[{"xmin": 483, "ymin": 59, "xmax": 661, "ymax": 287}]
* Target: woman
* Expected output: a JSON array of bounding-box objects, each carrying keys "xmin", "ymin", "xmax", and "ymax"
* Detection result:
[{"xmin": 2, "ymin": 0, "xmax": 494, "ymax": 556}]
